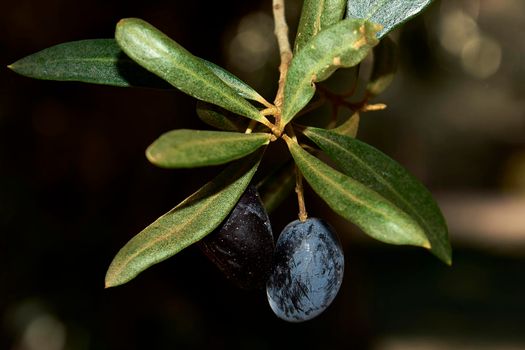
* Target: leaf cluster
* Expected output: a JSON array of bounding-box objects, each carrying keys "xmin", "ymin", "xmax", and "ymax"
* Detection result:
[{"xmin": 8, "ymin": 0, "xmax": 449, "ymax": 288}]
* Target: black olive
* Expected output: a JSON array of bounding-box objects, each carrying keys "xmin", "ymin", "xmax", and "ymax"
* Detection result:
[
  {"xmin": 266, "ymin": 218, "xmax": 344, "ymax": 322},
  {"xmin": 198, "ymin": 185, "xmax": 274, "ymax": 290}
]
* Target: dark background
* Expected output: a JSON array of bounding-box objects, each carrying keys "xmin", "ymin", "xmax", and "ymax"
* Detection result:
[{"xmin": 2, "ymin": 0, "xmax": 525, "ymax": 349}]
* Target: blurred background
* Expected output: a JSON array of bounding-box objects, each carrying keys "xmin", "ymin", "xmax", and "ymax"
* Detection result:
[{"xmin": 1, "ymin": 0, "xmax": 525, "ymax": 349}]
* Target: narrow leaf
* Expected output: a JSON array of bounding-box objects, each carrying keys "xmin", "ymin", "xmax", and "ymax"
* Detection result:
[
  {"xmin": 115, "ymin": 18, "xmax": 270, "ymax": 125},
  {"xmin": 347, "ymin": 0, "xmax": 434, "ymax": 38},
  {"xmin": 303, "ymin": 127, "xmax": 451, "ymax": 264},
  {"xmin": 282, "ymin": 19, "xmax": 380, "ymax": 126},
  {"xmin": 105, "ymin": 150, "xmax": 264, "ymax": 288},
  {"xmin": 146, "ymin": 129, "xmax": 271, "ymax": 168},
  {"xmin": 257, "ymin": 160, "xmax": 296, "ymax": 213},
  {"xmin": 196, "ymin": 102, "xmax": 247, "ymax": 132},
  {"xmin": 366, "ymin": 36, "xmax": 398, "ymax": 97},
  {"xmin": 8, "ymin": 39, "xmax": 171, "ymax": 88},
  {"xmin": 285, "ymin": 137, "xmax": 430, "ymax": 248},
  {"xmin": 200, "ymin": 60, "xmax": 270, "ymax": 106},
  {"xmin": 332, "ymin": 112, "xmax": 360, "ymax": 137},
  {"xmin": 294, "ymin": 0, "xmax": 346, "ymax": 52}
]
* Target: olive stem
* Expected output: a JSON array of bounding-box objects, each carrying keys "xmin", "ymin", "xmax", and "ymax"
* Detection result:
[
  {"xmin": 295, "ymin": 165, "xmax": 308, "ymax": 222},
  {"xmin": 272, "ymin": 0, "xmax": 292, "ymax": 131}
]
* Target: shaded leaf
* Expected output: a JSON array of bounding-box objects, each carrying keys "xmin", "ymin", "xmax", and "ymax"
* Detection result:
[
  {"xmin": 200, "ymin": 60, "xmax": 270, "ymax": 106},
  {"xmin": 303, "ymin": 127, "xmax": 451, "ymax": 264},
  {"xmin": 257, "ymin": 160, "xmax": 296, "ymax": 213},
  {"xmin": 105, "ymin": 150, "xmax": 264, "ymax": 288},
  {"xmin": 146, "ymin": 129, "xmax": 271, "ymax": 168},
  {"xmin": 294, "ymin": 0, "xmax": 346, "ymax": 52},
  {"xmin": 347, "ymin": 0, "xmax": 434, "ymax": 38},
  {"xmin": 332, "ymin": 112, "xmax": 360, "ymax": 137},
  {"xmin": 282, "ymin": 19, "xmax": 380, "ymax": 126},
  {"xmin": 285, "ymin": 136, "xmax": 430, "ymax": 248},
  {"xmin": 366, "ymin": 36, "xmax": 398, "ymax": 97},
  {"xmin": 8, "ymin": 39, "xmax": 170, "ymax": 88},
  {"xmin": 115, "ymin": 18, "xmax": 270, "ymax": 125},
  {"xmin": 196, "ymin": 102, "xmax": 247, "ymax": 132}
]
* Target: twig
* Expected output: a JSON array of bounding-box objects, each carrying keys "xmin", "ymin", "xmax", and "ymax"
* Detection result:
[
  {"xmin": 272, "ymin": 0, "xmax": 293, "ymax": 129},
  {"xmin": 284, "ymin": 126, "xmax": 308, "ymax": 222}
]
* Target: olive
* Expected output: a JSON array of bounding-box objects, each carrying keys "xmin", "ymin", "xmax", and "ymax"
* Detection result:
[
  {"xmin": 198, "ymin": 185, "xmax": 274, "ymax": 290},
  {"xmin": 266, "ymin": 218, "xmax": 344, "ymax": 322}
]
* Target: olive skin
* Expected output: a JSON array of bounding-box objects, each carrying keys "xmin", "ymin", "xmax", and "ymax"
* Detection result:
[
  {"xmin": 198, "ymin": 185, "xmax": 274, "ymax": 290},
  {"xmin": 266, "ymin": 218, "xmax": 344, "ymax": 322}
]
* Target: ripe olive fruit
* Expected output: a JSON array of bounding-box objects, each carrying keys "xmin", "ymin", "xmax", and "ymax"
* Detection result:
[
  {"xmin": 198, "ymin": 185, "xmax": 274, "ymax": 290},
  {"xmin": 266, "ymin": 218, "xmax": 344, "ymax": 322}
]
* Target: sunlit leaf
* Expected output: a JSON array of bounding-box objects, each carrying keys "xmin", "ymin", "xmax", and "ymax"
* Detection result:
[
  {"xmin": 294, "ymin": 0, "xmax": 346, "ymax": 52},
  {"xmin": 200, "ymin": 60, "xmax": 270, "ymax": 106},
  {"xmin": 8, "ymin": 39, "xmax": 170, "ymax": 88},
  {"xmin": 285, "ymin": 136, "xmax": 430, "ymax": 248},
  {"xmin": 146, "ymin": 129, "xmax": 271, "ymax": 168},
  {"xmin": 366, "ymin": 36, "xmax": 398, "ymax": 97},
  {"xmin": 115, "ymin": 18, "xmax": 270, "ymax": 125},
  {"xmin": 281, "ymin": 19, "xmax": 380, "ymax": 126},
  {"xmin": 257, "ymin": 160, "xmax": 296, "ymax": 213},
  {"xmin": 302, "ymin": 127, "xmax": 451, "ymax": 264},
  {"xmin": 332, "ymin": 112, "xmax": 360, "ymax": 137},
  {"xmin": 346, "ymin": 0, "xmax": 434, "ymax": 38},
  {"xmin": 105, "ymin": 150, "xmax": 264, "ymax": 288}
]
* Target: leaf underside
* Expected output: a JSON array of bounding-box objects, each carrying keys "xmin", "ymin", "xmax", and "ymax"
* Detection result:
[
  {"xmin": 286, "ymin": 138, "xmax": 430, "ymax": 248},
  {"xmin": 346, "ymin": 0, "xmax": 434, "ymax": 38},
  {"xmin": 146, "ymin": 129, "xmax": 271, "ymax": 168},
  {"xmin": 105, "ymin": 150, "xmax": 264, "ymax": 288},
  {"xmin": 303, "ymin": 127, "xmax": 451, "ymax": 264}
]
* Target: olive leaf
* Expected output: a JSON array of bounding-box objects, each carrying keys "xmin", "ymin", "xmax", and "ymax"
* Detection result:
[
  {"xmin": 332, "ymin": 112, "xmax": 360, "ymax": 137},
  {"xmin": 302, "ymin": 127, "xmax": 451, "ymax": 264},
  {"xmin": 257, "ymin": 160, "xmax": 296, "ymax": 213},
  {"xmin": 146, "ymin": 129, "xmax": 271, "ymax": 168},
  {"xmin": 105, "ymin": 150, "xmax": 264, "ymax": 288},
  {"xmin": 294, "ymin": 0, "xmax": 346, "ymax": 52},
  {"xmin": 7, "ymin": 39, "xmax": 170, "ymax": 88},
  {"xmin": 115, "ymin": 18, "xmax": 270, "ymax": 126},
  {"xmin": 346, "ymin": 0, "xmax": 434, "ymax": 38},
  {"xmin": 196, "ymin": 102, "xmax": 247, "ymax": 132},
  {"xmin": 281, "ymin": 19, "xmax": 380, "ymax": 126},
  {"xmin": 200, "ymin": 60, "xmax": 270, "ymax": 106},
  {"xmin": 285, "ymin": 137, "xmax": 430, "ymax": 248},
  {"xmin": 366, "ymin": 36, "xmax": 398, "ymax": 97}
]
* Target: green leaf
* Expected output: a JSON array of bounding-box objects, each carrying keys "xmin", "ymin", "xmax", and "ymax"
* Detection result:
[
  {"xmin": 257, "ymin": 160, "xmax": 296, "ymax": 213},
  {"xmin": 346, "ymin": 0, "xmax": 434, "ymax": 38},
  {"xmin": 332, "ymin": 112, "xmax": 360, "ymax": 137},
  {"xmin": 115, "ymin": 18, "xmax": 270, "ymax": 126},
  {"xmin": 105, "ymin": 150, "xmax": 264, "ymax": 288},
  {"xmin": 196, "ymin": 102, "xmax": 247, "ymax": 132},
  {"xmin": 285, "ymin": 136, "xmax": 430, "ymax": 248},
  {"xmin": 8, "ymin": 39, "xmax": 171, "ymax": 88},
  {"xmin": 302, "ymin": 127, "xmax": 451, "ymax": 264},
  {"xmin": 200, "ymin": 60, "xmax": 270, "ymax": 106},
  {"xmin": 366, "ymin": 36, "xmax": 398, "ymax": 97},
  {"xmin": 281, "ymin": 19, "xmax": 380, "ymax": 126},
  {"xmin": 294, "ymin": 0, "xmax": 346, "ymax": 52},
  {"xmin": 146, "ymin": 129, "xmax": 271, "ymax": 168}
]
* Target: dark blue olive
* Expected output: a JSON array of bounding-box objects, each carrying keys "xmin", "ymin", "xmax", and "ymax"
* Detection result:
[
  {"xmin": 198, "ymin": 185, "xmax": 274, "ymax": 290},
  {"xmin": 266, "ymin": 218, "xmax": 344, "ymax": 322}
]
